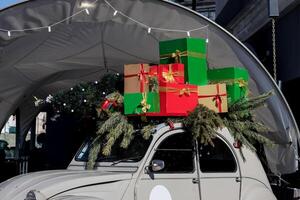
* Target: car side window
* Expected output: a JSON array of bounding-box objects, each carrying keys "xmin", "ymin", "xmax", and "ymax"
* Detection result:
[
  {"xmin": 199, "ymin": 137, "xmax": 236, "ymax": 173},
  {"xmin": 151, "ymin": 132, "xmax": 194, "ymax": 173}
]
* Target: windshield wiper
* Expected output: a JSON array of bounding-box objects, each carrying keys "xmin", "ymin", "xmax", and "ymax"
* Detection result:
[{"xmin": 110, "ymin": 156, "xmax": 143, "ymax": 166}]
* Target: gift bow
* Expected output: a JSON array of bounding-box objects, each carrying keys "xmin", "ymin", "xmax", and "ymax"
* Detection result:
[
  {"xmin": 162, "ymin": 65, "xmax": 175, "ymax": 83},
  {"xmin": 179, "ymin": 88, "xmax": 192, "ymax": 96},
  {"xmin": 198, "ymin": 84, "xmax": 227, "ymax": 112},
  {"xmin": 235, "ymin": 79, "xmax": 248, "ymax": 88},
  {"xmin": 125, "ymin": 64, "xmax": 149, "ymax": 93},
  {"xmin": 160, "ymin": 87, "xmax": 197, "ymax": 96},
  {"xmin": 160, "ymin": 50, "xmax": 206, "ymax": 63},
  {"xmin": 137, "ymin": 64, "xmax": 149, "ymax": 92},
  {"xmin": 101, "ymin": 99, "xmax": 117, "ymax": 110},
  {"xmin": 213, "ymin": 94, "xmax": 222, "ymax": 109},
  {"xmin": 140, "ymin": 93, "xmax": 151, "ymax": 113}
]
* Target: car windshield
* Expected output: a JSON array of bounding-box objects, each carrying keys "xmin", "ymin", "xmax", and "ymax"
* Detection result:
[{"xmin": 75, "ymin": 132, "xmax": 152, "ymax": 164}]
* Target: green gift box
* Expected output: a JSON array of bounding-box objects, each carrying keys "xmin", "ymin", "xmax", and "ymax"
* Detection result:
[
  {"xmin": 207, "ymin": 67, "xmax": 249, "ymax": 105},
  {"xmin": 124, "ymin": 92, "xmax": 160, "ymax": 115},
  {"xmin": 159, "ymin": 38, "xmax": 208, "ymax": 86}
]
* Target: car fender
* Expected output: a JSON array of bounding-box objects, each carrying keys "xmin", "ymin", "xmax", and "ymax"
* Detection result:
[
  {"xmin": 50, "ymin": 195, "xmax": 104, "ymax": 200},
  {"xmin": 241, "ymin": 178, "xmax": 276, "ymax": 200}
]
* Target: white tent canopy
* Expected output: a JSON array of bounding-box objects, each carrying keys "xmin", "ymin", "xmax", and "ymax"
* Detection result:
[{"xmin": 0, "ymin": 0, "xmax": 298, "ymax": 174}]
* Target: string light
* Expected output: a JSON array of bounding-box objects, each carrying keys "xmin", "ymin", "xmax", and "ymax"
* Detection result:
[
  {"xmin": 94, "ymin": 80, "xmax": 98, "ymax": 84},
  {"xmin": 63, "ymin": 103, "xmax": 67, "ymax": 106},
  {"xmin": 82, "ymin": 88, "xmax": 85, "ymax": 92},
  {"xmin": 206, "ymin": 38, "xmax": 209, "ymax": 43},
  {"xmin": 85, "ymin": 9, "xmax": 90, "ymax": 15},
  {"xmin": 83, "ymin": 99, "xmax": 87, "ymax": 103},
  {"xmin": 102, "ymin": 92, "xmax": 106, "ymax": 95},
  {"xmin": 70, "ymin": 87, "xmax": 73, "ymax": 91},
  {"xmin": 71, "ymin": 109, "xmax": 74, "ymax": 113},
  {"xmin": 0, "ymin": 0, "xmax": 209, "ymax": 39},
  {"xmin": 113, "ymin": 10, "xmax": 118, "ymax": 16}
]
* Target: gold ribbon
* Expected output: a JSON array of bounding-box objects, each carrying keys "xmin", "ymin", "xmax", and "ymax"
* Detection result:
[
  {"xmin": 160, "ymin": 50, "xmax": 206, "ymax": 63},
  {"xmin": 140, "ymin": 93, "xmax": 151, "ymax": 113},
  {"xmin": 162, "ymin": 65, "xmax": 175, "ymax": 83},
  {"xmin": 160, "ymin": 87, "xmax": 197, "ymax": 96},
  {"xmin": 209, "ymin": 78, "xmax": 248, "ymax": 88},
  {"xmin": 179, "ymin": 88, "xmax": 192, "ymax": 96},
  {"xmin": 162, "ymin": 65, "xmax": 184, "ymax": 83}
]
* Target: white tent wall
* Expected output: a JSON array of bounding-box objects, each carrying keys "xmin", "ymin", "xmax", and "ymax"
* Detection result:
[{"xmin": 0, "ymin": 0, "xmax": 298, "ymax": 174}]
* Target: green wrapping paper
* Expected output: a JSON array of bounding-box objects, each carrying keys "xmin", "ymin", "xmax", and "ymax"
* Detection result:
[
  {"xmin": 124, "ymin": 92, "xmax": 160, "ymax": 115},
  {"xmin": 207, "ymin": 67, "xmax": 249, "ymax": 104},
  {"xmin": 159, "ymin": 38, "xmax": 208, "ymax": 86}
]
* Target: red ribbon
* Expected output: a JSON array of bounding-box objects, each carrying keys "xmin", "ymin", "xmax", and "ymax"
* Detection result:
[
  {"xmin": 124, "ymin": 64, "xmax": 149, "ymax": 92},
  {"xmin": 101, "ymin": 99, "xmax": 117, "ymax": 110},
  {"xmin": 198, "ymin": 84, "xmax": 227, "ymax": 112}
]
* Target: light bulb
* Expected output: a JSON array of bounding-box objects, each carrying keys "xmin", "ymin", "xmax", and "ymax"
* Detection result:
[{"xmin": 113, "ymin": 10, "xmax": 118, "ymax": 16}]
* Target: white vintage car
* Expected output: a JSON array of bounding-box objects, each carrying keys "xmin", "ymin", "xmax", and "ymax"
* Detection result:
[{"xmin": 0, "ymin": 123, "xmax": 276, "ymax": 200}]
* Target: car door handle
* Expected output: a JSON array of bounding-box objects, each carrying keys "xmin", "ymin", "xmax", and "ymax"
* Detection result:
[
  {"xmin": 236, "ymin": 177, "xmax": 241, "ymax": 182},
  {"xmin": 192, "ymin": 178, "xmax": 199, "ymax": 184}
]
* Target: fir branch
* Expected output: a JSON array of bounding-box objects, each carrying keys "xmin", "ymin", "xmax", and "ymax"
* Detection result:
[
  {"xmin": 141, "ymin": 125, "xmax": 156, "ymax": 140},
  {"xmin": 96, "ymin": 112, "xmax": 123, "ymax": 135},
  {"xmin": 120, "ymin": 124, "xmax": 135, "ymax": 149},
  {"xmin": 86, "ymin": 139, "xmax": 102, "ymax": 170},
  {"xmin": 184, "ymin": 105, "xmax": 223, "ymax": 146},
  {"xmin": 222, "ymin": 91, "xmax": 275, "ymax": 152}
]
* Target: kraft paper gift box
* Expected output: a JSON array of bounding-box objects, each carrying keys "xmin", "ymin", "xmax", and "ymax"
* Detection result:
[
  {"xmin": 198, "ymin": 83, "xmax": 228, "ymax": 113},
  {"xmin": 124, "ymin": 64, "xmax": 150, "ymax": 93}
]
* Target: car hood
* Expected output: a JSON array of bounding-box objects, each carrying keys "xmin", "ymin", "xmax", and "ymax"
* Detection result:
[{"xmin": 0, "ymin": 170, "xmax": 132, "ymax": 200}]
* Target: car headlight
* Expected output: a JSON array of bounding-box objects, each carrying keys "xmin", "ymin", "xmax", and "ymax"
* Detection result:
[{"xmin": 25, "ymin": 190, "xmax": 46, "ymax": 200}]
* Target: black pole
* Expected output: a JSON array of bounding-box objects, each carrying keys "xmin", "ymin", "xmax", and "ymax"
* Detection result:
[
  {"xmin": 15, "ymin": 109, "xmax": 20, "ymax": 161},
  {"xmin": 192, "ymin": 0, "xmax": 196, "ymax": 11}
]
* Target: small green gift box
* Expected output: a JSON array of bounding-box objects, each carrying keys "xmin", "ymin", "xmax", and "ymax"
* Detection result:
[
  {"xmin": 124, "ymin": 92, "xmax": 160, "ymax": 115},
  {"xmin": 207, "ymin": 67, "xmax": 249, "ymax": 105},
  {"xmin": 159, "ymin": 38, "xmax": 207, "ymax": 86}
]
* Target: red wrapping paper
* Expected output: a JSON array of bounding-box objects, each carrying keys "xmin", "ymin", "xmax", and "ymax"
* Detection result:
[{"xmin": 146, "ymin": 82, "xmax": 198, "ymax": 116}]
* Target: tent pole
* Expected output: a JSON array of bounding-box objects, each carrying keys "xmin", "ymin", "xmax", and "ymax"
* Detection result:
[
  {"xmin": 15, "ymin": 108, "xmax": 20, "ymax": 161},
  {"xmin": 30, "ymin": 119, "xmax": 36, "ymax": 151}
]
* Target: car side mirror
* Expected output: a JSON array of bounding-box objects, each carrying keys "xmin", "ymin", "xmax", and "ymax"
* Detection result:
[{"xmin": 151, "ymin": 160, "xmax": 165, "ymax": 172}]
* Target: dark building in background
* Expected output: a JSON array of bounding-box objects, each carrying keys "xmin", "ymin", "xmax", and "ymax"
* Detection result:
[
  {"xmin": 215, "ymin": 0, "xmax": 300, "ymax": 127},
  {"xmin": 172, "ymin": 0, "xmax": 216, "ymax": 20}
]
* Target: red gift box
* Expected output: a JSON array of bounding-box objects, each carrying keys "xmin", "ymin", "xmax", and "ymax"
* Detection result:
[
  {"xmin": 146, "ymin": 82, "xmax": 198, "ymax": 116},
  {"xmin": 150, "ymin": 64, "xmax": 185, "ymax": 84}
]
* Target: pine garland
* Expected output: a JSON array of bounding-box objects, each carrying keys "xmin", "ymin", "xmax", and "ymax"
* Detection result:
[
  {"xmin": 40, "ymin": 73, "xmax": 274, "ymax": 168},
  {"xmin": 222, "ymin": 91, "xmax": 275, "ymax": 155},
  {"xmin": 184, "ymin": 104, "xmax": 224, "ymax": 146},
  {"xmin": 87, "ymin": 112, "xmax": 135, "ymax": 169}
]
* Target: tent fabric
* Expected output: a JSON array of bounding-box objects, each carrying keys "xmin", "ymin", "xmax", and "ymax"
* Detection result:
[{"xmin": 0, "ymin": 0, "xmax": 298, "ymax": 174}]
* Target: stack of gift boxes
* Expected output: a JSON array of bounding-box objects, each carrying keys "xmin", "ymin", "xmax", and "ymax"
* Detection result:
[{"xmin": 124, "ymin": 37, "xmax": 249, "ymax": 116}]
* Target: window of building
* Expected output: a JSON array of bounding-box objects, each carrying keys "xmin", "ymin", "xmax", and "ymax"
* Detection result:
[
  {"xmin": 199, "ymin": 137, "xmax": 236, "ymax": 173},
  {"xmin": 151, "ymin": 132, "xmax": 194, "ymax": 173}
]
